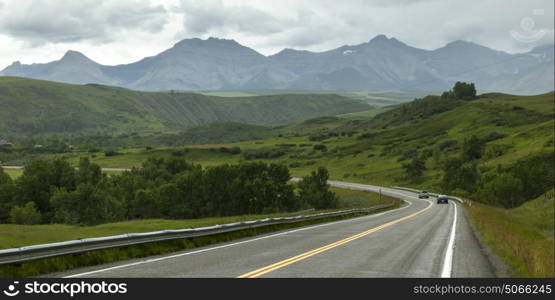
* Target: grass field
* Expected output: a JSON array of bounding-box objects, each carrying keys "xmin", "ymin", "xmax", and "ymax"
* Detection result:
[
  {"xmin": 466, "ymin": 190, "xmax": 554, "ymax": 277},
  {"xmin": 3, "ymin": 168, "xmax": 22, "ymax": 179},
  {"xmin": 199, "ymin": 91, "xmax": 258, "ymax": 97},
  {"xmin": 0, "ymin": 187, "xmax": 396, "ymax": 249},
  {"xmin": 338, "ymin": 107, "xmax": 394, "ymax": 119}
]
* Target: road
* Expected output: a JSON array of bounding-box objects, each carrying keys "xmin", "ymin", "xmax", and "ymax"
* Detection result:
[{"xmin": 57, "ymin": 181, "xmax": 494, "ymax": 278}]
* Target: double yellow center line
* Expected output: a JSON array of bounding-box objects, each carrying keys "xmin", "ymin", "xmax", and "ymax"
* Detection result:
[{"xmin": 237, "ymin": 199, "xmax": 433, "ymax": 278}]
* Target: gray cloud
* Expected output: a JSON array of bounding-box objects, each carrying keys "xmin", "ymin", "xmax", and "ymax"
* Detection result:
[
  {"xmin": 175, "ymin": 0, "xmax": 553, "ymax": 56},
  {"xmin": 0, "ymin": 0, "xmax": 168, "ymax": 46},
  {"xmin": 0, "ymin": 0, "xmax": 553, "ymax": 70},
  {"xmin": 180, "ymin": 0, "xmax": 286, "ymax": 35}
]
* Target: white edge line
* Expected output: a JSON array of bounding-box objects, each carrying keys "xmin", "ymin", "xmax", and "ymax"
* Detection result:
[
  {"xmin": 65, "ymin": 189, "xmax": 417, "ymax": 278},
  {"xmin": 440, "ymin": 201, "xmax": 457, "ymax": 278}
]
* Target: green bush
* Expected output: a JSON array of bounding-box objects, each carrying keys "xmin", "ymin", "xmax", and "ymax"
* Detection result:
[
  {"xmin": 471, "ymin": 152, "xmax": 553, "ymax": 208},
  {"xmin": 298, "ymin": 167, "xmax": 338, "ymax": 209},
  {"xmin": 452, "ymin": 81, "xmax": 476, "ymax": 100},
  {"xmin": 313, "ymin": 144, "xmax": 327, "ymax": 152},
  {"xmin": 0, "ymin": 168, "xmax": 11, "ymax": 185},
  {"xmin": 9, "ymin": 202, "xmax": 42, "ymax": 225},
  {"xmin": 104, "ymin": 150, "xmax": 122, "ymax": 157}
]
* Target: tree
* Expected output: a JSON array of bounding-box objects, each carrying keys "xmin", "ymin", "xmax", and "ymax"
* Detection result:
[
  {"xmin": 478, "ymin": 172, "xmax": 523, "ymax": 207},
  {"xmin": 0, "ymin": 183, "xmax": 17, "ymax": 223},
  {"xmin": 77, "ymin": 157, "xmax": 102, "ymax": 185},
  {"xmin": 15, "ymin": 160, "xmax": 55, "ymax": 218},
  {"xmin": 452, "ymin": 81, "xmax": 476, "ymax": 100},
  {"xmin": 462, "ymin": 135, "xmax": 484, "ymax": 161},
  {"xmin": 51, "ymin": 184, "xmax": 122, "ymax": 225},
  {"xmin": 0, "ymin": 167, "xmax": 11, "ymax": 185},
  {"xmin": 9, "ymin": 202, "xmax": 41, "ymax": 225},
  {"xmin": 51, "ymin": 159, "xmax": 76, "ymax": 191},
  {"xmin": 402, "ymin": 156, "xmax": 426, "ymax": 180},
  {"xmin": 510, "ymin": 152, "xmax": 554, "ymax": 201},
  {"xmin": 441, "ymin": 157, "xmax": 479, "ymax": 193},
  {"xmin": 298, "ymin": 167, "xmax": 338, "ymax": 209}
]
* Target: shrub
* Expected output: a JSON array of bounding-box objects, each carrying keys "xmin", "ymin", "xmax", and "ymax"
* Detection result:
[
  {"xmin": 438, "ymin": 140, "xmax": 458, "ymax": 151},
  {"xmin": 242, "ymin": 148, "xmax": 285, "ymax": 160},
  {"xmin": 477, "ymin": 172, "xmax": 523, "ymax": 208},
  {"xmin": 313, "ymin": 144, "xmax": 327, "ymax": 152},
  {"xmin": 229, "ymin": 147, "xmax": 241, "ymax": 155},
  {"xmin": 308, "ymin": 133, "xmax": 330, "ymax": 142},
  {"xmin": 0, "ymin": 168, "xmax": 11, "ymax": 185},
  {"xmin": 298, "ymin": 167, "xmax": 338, "ymax": 209},
  {"xmin": 484, "ymin": 144, "xmax": 512, "ymax": 159},
  {"xmin": 104, "ymin": 150, "xmax": 122, "ymax": 157},
  {"xmin": 289, "ymin": 162, "xmax": 301, "ymax": 168},
  {"xmin": 452, "ymin": 81, "xmax": 476, "ymax": 100},
  {"xmin": 484, "ymin": 132, "xmax": 508, "ymax": 143},
  {"xmin": 171, "ymin": 150, "xmax": 185, "ymax": 157},
  {"xmin": 9, "ymin": 202, "xmax": 42, "ymax": 224}
]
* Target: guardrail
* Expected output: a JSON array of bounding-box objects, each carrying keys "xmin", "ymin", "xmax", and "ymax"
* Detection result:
[
  {"xmin": 391, "ymin": 186, "xmax": 465, "ymax": 204},
  {"xmin": 0, "ymin": 204, "xmax": 393, "ymax": 265}
]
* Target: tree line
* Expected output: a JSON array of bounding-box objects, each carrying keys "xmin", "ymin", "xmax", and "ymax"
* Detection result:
[
  {"xmin": 440, "ymin": 135, "xmax": 553, "ymax": 208},
  {"xmin": 0, "ymin": 158, "xmax": 338, "ymax": 225}
]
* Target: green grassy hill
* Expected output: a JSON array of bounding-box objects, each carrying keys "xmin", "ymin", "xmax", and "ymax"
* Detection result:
[
  {"xmin": 0, "ymin": 77, "xmax": 371, "ymax": 139},
  {"xmin": 55, "ymin": 92, "xmax": 554, "ymax": 189}
]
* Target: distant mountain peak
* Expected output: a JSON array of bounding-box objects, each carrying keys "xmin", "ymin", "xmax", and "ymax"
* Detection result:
[
  {"xmin": 370, "ymin": 34, "xmax": 389, "ymax": 42},
  {"xmin": 272, "ymin": 48, "xmax": 313, "ymax": 57},
  {"xmin": 63, "ymin": 50, "xmax": 86, "ymax": 57},
  {"xmin": 444, "ymin": 39, "xmax": 479, "ymax": 48},
  {"xmin": 0, "ymin": 61, "xmax": 21, "ymax": 74},
  {"xmin": 60, "ymin": 50, "xmax": 94, "ymax": 63},
  {"xmin": 173, "ymin": 37, "xmax": 241, "ymax": 48},
  {"xmin": 367, "ymin": 34, "xmax": 407, "ymax": 48}
]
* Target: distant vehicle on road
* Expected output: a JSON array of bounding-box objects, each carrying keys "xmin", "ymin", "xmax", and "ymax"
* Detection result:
[
  {"xmin": 418, "ymin": 191, "xmax": 429, "ymax": 199},
  {"xmin": 437, "ymin": 195, "xmax": 449, "ymax": 204}
]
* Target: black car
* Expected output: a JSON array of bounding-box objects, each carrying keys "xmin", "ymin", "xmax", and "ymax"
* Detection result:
[
  {"xmin": 418, "ymin": 191, "xmax": 429, "ymax": 199},
  {"xmin": 437, "ymin": 195, "xmax": 449, "ymax": 204}
]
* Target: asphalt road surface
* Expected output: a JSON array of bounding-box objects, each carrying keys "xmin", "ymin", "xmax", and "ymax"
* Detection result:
[{"xmin": 58, "ymin": 181, "xmax": 494, "ymax": 278}]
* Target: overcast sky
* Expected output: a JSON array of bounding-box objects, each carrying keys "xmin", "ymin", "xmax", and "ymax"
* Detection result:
[{"xmin": 0, "ymin": 0, "xmax": 553, "ymax": 69}]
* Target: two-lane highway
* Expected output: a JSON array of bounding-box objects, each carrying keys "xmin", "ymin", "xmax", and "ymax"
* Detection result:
[{"xmin": 58, "ymin": 181, "xmax": 494, "ymax": 278}]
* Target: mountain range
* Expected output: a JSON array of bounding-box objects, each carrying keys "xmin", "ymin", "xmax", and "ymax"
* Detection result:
[{"xmin": 1, "ymin": 35, "xmax": 553, "ymax": 94}]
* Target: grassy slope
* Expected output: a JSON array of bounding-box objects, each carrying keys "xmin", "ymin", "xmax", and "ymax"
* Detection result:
[
  {"xmin": 65, "ymin": 92, "xmax": 553, "ymax": 187},
  {"xmin": 0, "ymin": 77, "xmax": 371, "ymax": 137},
  {"xmin": 197, "ymin": 89, "xmax": 434, "ymax": 107},
  {"xmin": 0, "ymin": 187, "xmax": 394, "ymax": 249},
  {"xmin": 467, "ymin": 190, "xmax": 554, "ymax": 277},
  {"xmin": 3, "ymin": 168, "xmax": 22, "ymax": 179},
  {"xmin": 338, "ymin": 106, "xmax": 395, "ymax": 119}
]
